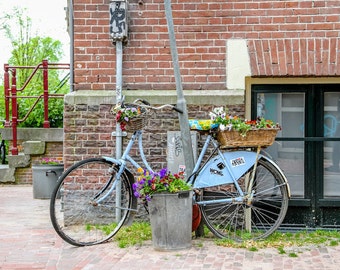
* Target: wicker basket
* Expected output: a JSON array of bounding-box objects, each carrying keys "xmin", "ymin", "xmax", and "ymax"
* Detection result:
[
  {"xmin": 217, "ymin": 128, "xmax": 279, "ymax": 148},
  {"xmin": 125, "ymin": 114, "xmax": 148, "ymax": 132}
]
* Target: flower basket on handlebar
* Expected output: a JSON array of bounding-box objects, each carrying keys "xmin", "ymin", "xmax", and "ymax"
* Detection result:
[
  {"xmin": 217, "ymin": 128, "xmax": 280, "ymax": 148},
  {"xmin": 125, "ymin": 114, "xmax": 148, "ymax": 132},
  {"xmin": 111, "ymin": 103, "xmax": 150, "ymax": 132}
]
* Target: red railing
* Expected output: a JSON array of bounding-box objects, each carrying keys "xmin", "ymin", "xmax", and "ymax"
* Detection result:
[{"xmin": 3, "ymin": 60, "xmax": 70, "ymax": 155}]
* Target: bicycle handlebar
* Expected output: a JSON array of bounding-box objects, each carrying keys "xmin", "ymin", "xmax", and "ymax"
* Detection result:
[
  {"xmin": 132, "ymin": 98, "xmax": 151, "ymax": 106},
  {"xmin": 128, "ymin": 98, "xmax": 183, "ymax": 114}
]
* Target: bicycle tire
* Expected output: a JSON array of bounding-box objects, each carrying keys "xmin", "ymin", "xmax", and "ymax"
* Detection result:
[
  {"xmin": 199, "ymin": 157, "xmax": 289, "ymax": 241},
  {"xmin": 50, "ymin": 157, "xmax": 134, "ymax": 246}
]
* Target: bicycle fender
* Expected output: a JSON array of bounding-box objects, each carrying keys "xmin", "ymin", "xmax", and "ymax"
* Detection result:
[
  {"xmin": 193, "ymin": 151, "xmax": 258, "ymax": 188},
  {"xmin": 102, "ymin": 156, "xmax": 138, "ymax": 225}
]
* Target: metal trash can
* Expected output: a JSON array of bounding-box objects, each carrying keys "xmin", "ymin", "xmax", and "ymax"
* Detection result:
[
  {"xmin": 32, "ymin": 165, "xmax": 64, "ymax": 199},
  {"xmin": 148, "ymin": 190, "xmax": 193, "ymax": 251}
]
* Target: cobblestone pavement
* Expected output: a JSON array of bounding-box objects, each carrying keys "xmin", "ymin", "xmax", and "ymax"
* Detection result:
[{"xmin": 1, "ymin": 185, "xmax": 340, "ymax": 270}]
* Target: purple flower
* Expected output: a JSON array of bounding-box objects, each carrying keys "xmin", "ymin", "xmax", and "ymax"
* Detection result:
[
  {"xmin": 159, "ymin": 168, "xmax": 167, "ymax": 179},
  {"xmin": 132, "ymin": 183, "xmax": 138, "ymax": 191}
]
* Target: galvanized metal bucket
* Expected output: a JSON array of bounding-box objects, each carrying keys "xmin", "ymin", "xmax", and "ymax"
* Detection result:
[{"xmin": 148, "ymin": 190, "xmax": 193, "ymax": 251}]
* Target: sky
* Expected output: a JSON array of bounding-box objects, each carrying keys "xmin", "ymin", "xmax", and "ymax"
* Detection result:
[{"xmin": 0, "ymin": 0, "xmax": 69, "ymax": 74}]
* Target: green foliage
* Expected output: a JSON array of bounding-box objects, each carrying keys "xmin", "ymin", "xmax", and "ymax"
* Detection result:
[
  {"xmin": 96, "ymin": 222, "xmax": 340, "ymax": 255},
  {"xmin": 132, "ymin": 168, "xmax": 191, "ymax": 202},
  {"xmin": 277, "ymin": 246, "xmax": 286, "ymax": 254},
  {"xmin": 288, "ymin": 252, "xmax": 298, "ymax": 257},
  {"xmin": 17, "ymin": 86, "xmax": 67, "ymax": 128},
  {"xmin": 111, "ymin": 222, "xmax": 152, "ymax": 248},
  {"xmin": 209, "ymin": 107, "xmax": 281, "ymax": 137},
  {"xmin": 215, "ymin": 230, "xmax": 340, "ymax": 256},
  {"xmin": 0, "ymin": 7, "xmax": 69, "ymax": 128}
]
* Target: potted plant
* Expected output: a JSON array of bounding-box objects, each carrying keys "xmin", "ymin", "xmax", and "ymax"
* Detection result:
[
  {"xmin": 132, "ymin": 167, "xmax": 191, "ymax": 201},
  {"xmin": 32, "ymin": 157, "xmax": 64, "ymax": 199},
  {"xmin": 132, "ymin": 168, "xmax": 193, "ymax": 251},
  {"xmin": 209, "ymin": 106, "xmax": 281, "ymax": 148}
]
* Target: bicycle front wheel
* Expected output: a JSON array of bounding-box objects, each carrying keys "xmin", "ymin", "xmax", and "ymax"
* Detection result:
[
  {"xmin": 50, "ymin": 158, "xmax": 134, "ymax": 246},
  {"xmin": 199, "ymin": 157, "xmax": 289, "ymax": 241}
]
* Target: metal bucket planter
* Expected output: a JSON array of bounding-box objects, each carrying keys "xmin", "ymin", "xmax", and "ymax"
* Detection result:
[
  {"xmin": 148, "ymin": 190, "xmax": 193, "ymax": 251},
  {"xmin": 32, "ymin": 164, "xmax": 64, "ymax": 199}
]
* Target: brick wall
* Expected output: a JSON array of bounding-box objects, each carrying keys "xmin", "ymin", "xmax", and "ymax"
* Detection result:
[
  {"xmin": 67, "ymin": 0, "xmax": 340, "ymax": 171},
  {"xmin": 73, "ymin": 0, "xmax": 340, "ymax": 91},
  {"xmin": 64, "ymin": 104, "xmax": 244, "ymax": 170},
  {"xmin": 63, "ymin": 103, "xmax": 115, "ymax": 165},
  {"xmin": 63, "ymin": 92, "xmax": 244, "ymax": 169}
]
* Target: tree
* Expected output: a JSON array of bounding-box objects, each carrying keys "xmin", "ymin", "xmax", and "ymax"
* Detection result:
[{"xmin": 1, "ymin": 8, "xmax": 69, "ymax": 128}]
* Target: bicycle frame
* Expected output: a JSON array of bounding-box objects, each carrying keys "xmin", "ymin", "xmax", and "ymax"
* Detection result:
[
  {"xmin": 97, "ymin": 129, "xmax": 289, "ymax": 208},
  {"xmin": 189, "ymin": 134, "xmax": 290, "ymax": 206},
  {"xmin": 188, "ymin": 134, "xmax": 259, "ymax": 205}
]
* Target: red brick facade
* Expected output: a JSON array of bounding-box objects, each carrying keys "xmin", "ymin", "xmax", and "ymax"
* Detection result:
[{"xmin": 72, "ymin": 0, "xmax": 340, "ymax": 91}]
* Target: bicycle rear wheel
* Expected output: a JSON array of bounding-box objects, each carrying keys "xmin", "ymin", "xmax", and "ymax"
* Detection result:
[
  {"xmin": 50, "ymin": 158, "xmax": 134, "ymax": 246},
  {"xmin": 199, "ymin": 157, "xmax": 289, "ymax": 241}
]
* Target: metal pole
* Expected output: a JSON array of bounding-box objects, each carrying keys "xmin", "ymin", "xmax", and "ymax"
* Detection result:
[
  {"xmin": 115, "ymin": 41, "xmax": 123, "ymax": 159},
  {"xmin": 164, "ymin": 0, "xmax": 194, "ymax": 177},
  {"xmin": 115, "ymin": 40, "xmax": 123, "ymax": 221},
  {"xmin": 110, "ymin": 0, "xmax": 128, "ymax": 224},
  {"xmin": 68, "ymin": 0, "xmax": 74, "ymax": 92},
  {"xmin": 42, "ymin": 60, "xmax": 50, "ymax": 128},
  {"xmin": 11, "ymin": 69, "xmax": 18, "ymax": 155}
]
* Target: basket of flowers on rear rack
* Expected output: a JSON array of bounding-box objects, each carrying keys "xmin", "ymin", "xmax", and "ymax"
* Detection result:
[{"xmin": 209, "ymin": 107, "xmax": 281, "ymax": 148}]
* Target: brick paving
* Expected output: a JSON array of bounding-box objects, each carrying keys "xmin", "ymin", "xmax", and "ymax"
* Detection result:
[{"xmin": 1, "ymin": 185, "xmax": 340, "ymax": 270}]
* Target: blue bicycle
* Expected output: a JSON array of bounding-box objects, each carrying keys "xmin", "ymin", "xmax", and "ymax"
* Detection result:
[{"xmin": 50, "ymin": 99, "xmax": 290, "ymax": 246}]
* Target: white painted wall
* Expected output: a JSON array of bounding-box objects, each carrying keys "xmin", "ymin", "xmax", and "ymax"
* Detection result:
[{"xmin": 226, "ymin": 39, "xmax": 251, "ymax": 90}]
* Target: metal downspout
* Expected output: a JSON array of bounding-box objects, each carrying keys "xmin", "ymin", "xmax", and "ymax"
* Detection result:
[
  {"xmin": 110, "ymin": 0, "xmax": 128, "ymax": 221},
  {"xmin": 68, "ymin": 0, "xmax": 74, "ymax": 92},
  {"xmin": 115, "ymin": 41, "xmax": 123, "ymax": 159},
  {"xmin": 114, "ymin": 35, "xmax": 124, "ymax": 223}
]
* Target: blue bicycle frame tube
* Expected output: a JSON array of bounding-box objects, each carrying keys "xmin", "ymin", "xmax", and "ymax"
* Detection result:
[{"xmin": 97, "ymin": 130, "xmax": 153, "ymax": 204}]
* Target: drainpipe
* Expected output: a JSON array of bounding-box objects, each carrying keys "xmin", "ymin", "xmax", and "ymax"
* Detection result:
[
  {"xmin": 110, "ymin": 0, "xmax": 128, "ymax": 160},
  {"xmin": 67, "ymin": 0, "xmax": 74, "ymax": 92},
  {"xmin": 115, "ymin": 41, "xmax": 123, "ymax": 159},
  {"xmin": 110, "ymin": 0, "xmax": 128, "ymax": 221}
]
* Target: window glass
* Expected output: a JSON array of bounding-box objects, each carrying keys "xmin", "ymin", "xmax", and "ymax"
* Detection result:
[
  {"xmin": 323, "ymin": 92, "xmax": 340, "ymax": 197},
  {"xmin": 257, "ymin": 92, "xmax": 305, "ymax": 197}
]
